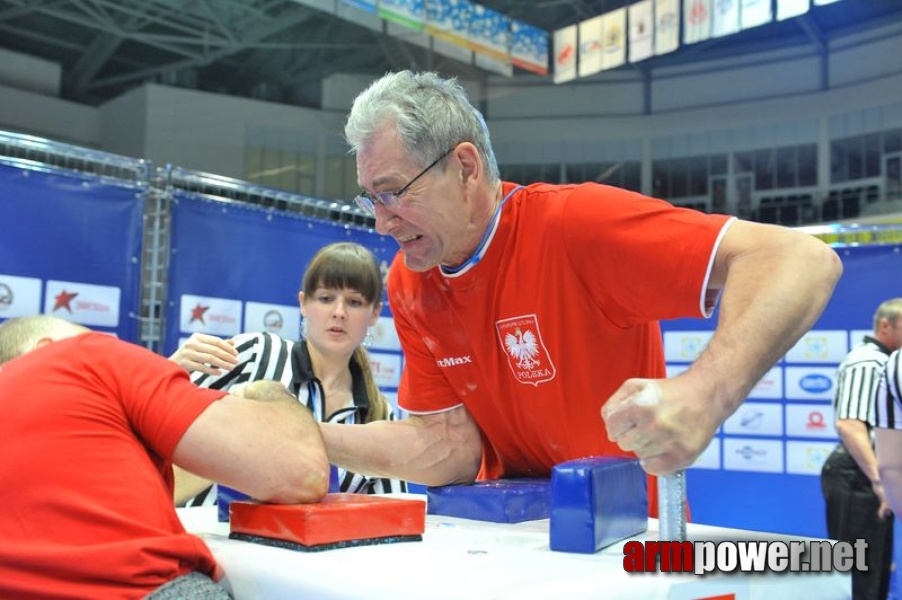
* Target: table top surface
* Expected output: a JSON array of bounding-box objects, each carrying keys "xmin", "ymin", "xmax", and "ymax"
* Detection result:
[{"xmin": 178, "ymin": 494, "xmax": 850, "ymax": 600}]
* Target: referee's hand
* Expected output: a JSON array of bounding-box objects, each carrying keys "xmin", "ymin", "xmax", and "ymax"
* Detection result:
[{"xmin": 169, "ymin": 332, "xmax": 238, "ymax": 375}]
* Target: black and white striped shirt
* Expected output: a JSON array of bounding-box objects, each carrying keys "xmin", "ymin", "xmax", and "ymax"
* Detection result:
[
  {"xmin": 184, "ymin": 331, "xmax": 406, "ymax": 506},
  {"xmin": 834, "ymin": 336, "xmax": 891, "ymax": 428},
  {"xmin": 876, "ymin": 348, "xmax": 902, "ymax": 430}
]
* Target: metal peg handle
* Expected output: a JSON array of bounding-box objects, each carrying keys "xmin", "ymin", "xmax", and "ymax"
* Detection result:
[{"xmin": 658, "ymin": 470, "xmax": 687, "ymax": 541}]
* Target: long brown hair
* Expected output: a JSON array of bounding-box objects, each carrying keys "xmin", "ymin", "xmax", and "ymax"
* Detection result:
[{"xmin": 302, "ymin": 242, "xmax": 388, "ymax": 423}]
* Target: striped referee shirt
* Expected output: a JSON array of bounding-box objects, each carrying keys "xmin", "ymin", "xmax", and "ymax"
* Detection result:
[
  {"xmin": 876, "ymin": 348, "xmax": 902, "ymax": 430},
  {"xmin": 183, "ymin": 331, "xmax": 406, "ymax": 506},
  {"xmin": 834, "ymin": 336, "xmax": 891, "ymax": 429}
]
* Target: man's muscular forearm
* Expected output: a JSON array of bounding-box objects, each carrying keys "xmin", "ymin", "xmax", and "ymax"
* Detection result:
[{"xmin": 320, "ymin": 408, "xmax": 482, "ymax": 487}]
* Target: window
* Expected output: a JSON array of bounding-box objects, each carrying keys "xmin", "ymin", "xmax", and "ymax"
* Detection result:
[
  {"xmin": 865, "ymin": 133, "xmax": 881, "ymax": 178},
  {"xmin": 688, "ymin": 156, "xmax": 708, "ymax": 196},
  {"xmin": 564, "ymin": 161, "xmax": 641, "ymax": 191},
  {"xmin": 776, "ymin": 147, "xmax": 796, "ymax": 188},
  {"xmin": 652, "ymin": 161, "xmax": 670, "ymax": 198},
  {"xmin": 734, "ymin": 151, "xmax": 754, "ymax": 174},
  {"xmin": 885, "ymin": 128, "xmax": 902, "ymax": 154},
  {"xmin": 755, "ymin": 149, "xmax": 774, "ymax": 190},
  {"xmin": 244, "ymin": 145, "xmax": 317, "ymax": 195},
  {"xmin": 798, "ymin": 145, "xmax": 816, "ymax": 186},
  {"xmin": 651, "ymin": 155, "xmax": 720, "ymax": 200},
  {"xmin": 324, "ymin": 155, "xmax": 357, "ymax": 201},
  {"xmin": 670, "ymin": 158, "xmax": 689, "ymax": 197},
  {"xmin": 832, "ymin": 133, "xmax": 883, "ymax": 183},
  {"xmin": 500, "ymin": 164, "xmax": 562, "ymax": 185}
]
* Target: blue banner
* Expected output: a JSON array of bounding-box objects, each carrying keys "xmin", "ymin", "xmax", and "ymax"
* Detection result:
[
  {"xmin": 164, "ymin": 192, "xmax": 400, "ymax": 386},
  {"xmin": 0, "ymin": 161, "xmax": 144, "ymax": 341}
]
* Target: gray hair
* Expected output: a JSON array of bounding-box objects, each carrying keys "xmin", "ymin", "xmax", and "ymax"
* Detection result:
[
  {"xmin": 874, "ymin": 298, "xmax": 902, "ymax": 331},
  {"xmin": 0, "ymin": 315, "xmax": 86, "ymax": 364},
  {"xmin": 344, "ymin": 70, "xmax": 500, "ymax": 185}
]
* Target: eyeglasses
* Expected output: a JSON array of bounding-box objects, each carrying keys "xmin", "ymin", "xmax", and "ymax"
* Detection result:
[{"xmin": 354, "ymin": 147, "xmax": 455, "ymax": 216}]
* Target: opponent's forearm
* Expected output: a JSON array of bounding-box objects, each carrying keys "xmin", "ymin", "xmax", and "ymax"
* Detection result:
[
  {"xmin": 320, "ymin": 415, "xmax": 482, "ymax": 487},
  {"xmin": 175, "ymin": 394, "xmax": 330, "ymax": 504}
]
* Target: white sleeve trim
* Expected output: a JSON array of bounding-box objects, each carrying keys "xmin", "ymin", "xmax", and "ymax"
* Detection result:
[
  {"xmin": 402, "ymin": 403, "xmax": 465, "ymax": 416},
  {"xmin": 699, "ymin": 217, "xmax": 737, "ymax": 318}
]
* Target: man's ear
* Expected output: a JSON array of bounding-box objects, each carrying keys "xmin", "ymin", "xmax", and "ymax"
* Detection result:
[
  {"xmin": 456, "ymin": 142, "xmax": 481, "ymax": 185},
  {"xmin": 32, "ymin": 337, "xmax": 55, "ymax": 351}
]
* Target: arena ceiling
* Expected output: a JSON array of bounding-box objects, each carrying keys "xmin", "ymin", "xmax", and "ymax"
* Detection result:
[{"xmin": 0, "ymin": 0, "xmax": 898, "ymax": 108}]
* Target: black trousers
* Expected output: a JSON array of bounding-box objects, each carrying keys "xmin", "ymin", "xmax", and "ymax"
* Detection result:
[{"xmin": 821, "ymin": 445, "xmax": 894, "ymax": 600}]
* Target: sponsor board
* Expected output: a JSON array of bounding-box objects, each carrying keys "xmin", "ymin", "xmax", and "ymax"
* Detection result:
[
  {"xmin": 784, "ymin": 404, "xmax": 836, "ymax": 439},
  {"xmin": 784, "ymin": 330, "xmax": 848, "ymax": 364},
  {"xmin": 723, "ymin": 402, "xmax": 783, "ymax": 437},
  {"xmin": 0, "ymin": 273, "xmax": 41, "ymax": 318},
  {"xmin": 663, "ymin": 330, "xmax": 713, "ymax": 362},
  {"xmin": 368, "ymin": 351, "xmax": 402, "ymax": 388},
  {"xmin": 722, "ymin": 438, "xmax": 784, "ymax": 473},
  {"xmin": 370, "ymin": 316, "xmax": 401, "ymax": 351},
  {"xmin": 785, "ymin": 440, "xmax": 836, "ymax": 475},
  {"xmin": 244, "ymin": 301, "xmax": 300, "ymax": 339},
  {"xmin": 179, "ymin": 294, "xmax": 242, "ymax": 337},
  {"xmin": 784, "ymin": 366, "xmax": 836, "ymax": 401},
  {"xmin": 44, "ymin": 280, "xmax": 121, "ymax": 327}
]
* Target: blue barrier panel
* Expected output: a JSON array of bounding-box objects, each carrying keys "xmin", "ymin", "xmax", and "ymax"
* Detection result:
[
  {"xmin": 0, "ymin": 161, "xmax": 144, "ymax": 341},
  {"xmin": 164, "ymin": 190, "xmax": 397, "ymax": 356}
]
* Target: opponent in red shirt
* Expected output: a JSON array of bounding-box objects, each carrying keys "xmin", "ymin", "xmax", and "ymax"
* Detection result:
[{"xmin": 0, "ymin": 315, "xmax": 328, "ymax": 599}]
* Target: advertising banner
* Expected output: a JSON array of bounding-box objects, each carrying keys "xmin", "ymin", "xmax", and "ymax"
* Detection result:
[{"xmin": 0, "ymin": 161, "xmax": 144, "ymax": 341}]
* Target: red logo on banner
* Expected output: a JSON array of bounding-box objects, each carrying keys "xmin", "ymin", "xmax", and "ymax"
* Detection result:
[
  {"xmin": 557, "ymin": 44, "xmax": 574, "ymax": 65},
  {"xmin": 689, "ymin": 1, "xmax": 709, "ymax": 24},
  {"xmin": 807, "ymin": 411, "xmax": 826, "ymax": 430},
  {"xmin": 190, "ymin": 303, "xmax": 210, "ymax": 324},
  {"xmin": 496, "ymin": 315, "xmax": 556, "ymax": 386},
  {"xmin": 53, "ymin": 290, "xmax": 79, "ymax": 313}
]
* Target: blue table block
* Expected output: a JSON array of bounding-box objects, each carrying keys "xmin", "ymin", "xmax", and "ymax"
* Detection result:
[
  {"xmin": 217, "ymin": 485, "xmax": 250, "ymax": 522},
  {"xmin": 426, "ymin": 479, "xmax": 551, "ymax": 523},
  {"xmin": 549, "ymin": 456, "xmax": 647, "ymax": 553}
]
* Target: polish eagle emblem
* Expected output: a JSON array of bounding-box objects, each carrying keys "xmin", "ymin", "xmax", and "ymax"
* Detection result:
[
  {"xmin": 496, "ymin": 314, "xmax": 556, "ymax": 386},
  {"xmin": 504, "ymin": 327, "xmax": 541, "ymax": 370}
]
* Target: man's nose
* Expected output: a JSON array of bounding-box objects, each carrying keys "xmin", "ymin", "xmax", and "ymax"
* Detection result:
[{"xmin": 373, "ymin": 203, "xmax": 395, "ymax": 235}]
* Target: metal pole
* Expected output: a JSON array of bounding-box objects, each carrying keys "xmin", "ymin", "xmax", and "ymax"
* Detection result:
[{"xmin": 658, "ymin": 470, "xmax": 687, "ymax": 541}]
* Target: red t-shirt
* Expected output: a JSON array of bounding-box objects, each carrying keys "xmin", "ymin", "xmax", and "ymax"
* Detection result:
[
  {"xmin": 0, "ymin": 333, "xmax": 226, "ymax": 599},
  {"xmin": 390, "ymin": 182, "xmax": 732, "ymax": 514}
]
